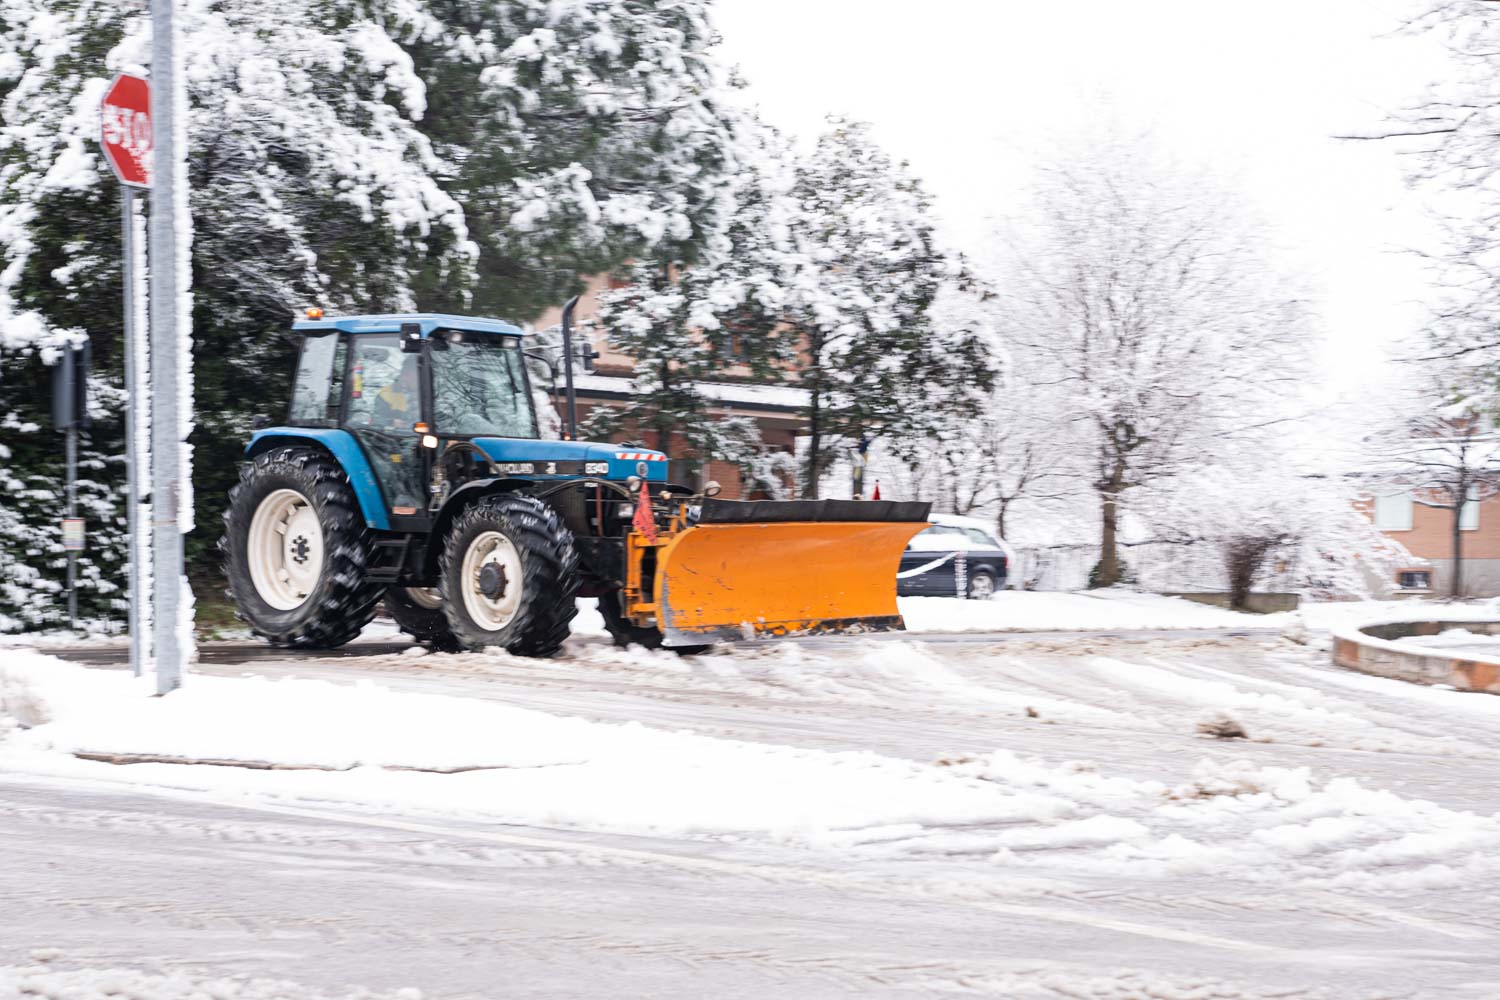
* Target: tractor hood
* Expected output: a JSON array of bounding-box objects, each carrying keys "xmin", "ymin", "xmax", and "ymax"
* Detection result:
[{"xmin": 470, "ymin": 437, "xmax": 669, "ymax": 482}]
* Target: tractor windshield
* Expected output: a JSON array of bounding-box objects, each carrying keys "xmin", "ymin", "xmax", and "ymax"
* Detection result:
[{"xmin": 430, "ymin": 332, "xmax": 538, "ymax": 439}]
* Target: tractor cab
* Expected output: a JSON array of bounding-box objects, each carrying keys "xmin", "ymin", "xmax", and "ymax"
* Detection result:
[{"xmin": 284, "ymin": 314, "xmax": 539, "ymax": 521}]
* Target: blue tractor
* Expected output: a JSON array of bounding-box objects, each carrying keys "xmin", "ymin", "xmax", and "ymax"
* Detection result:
[{"xmin": 221, "ymin": 312, "xmax": 929, "ymax": 655}]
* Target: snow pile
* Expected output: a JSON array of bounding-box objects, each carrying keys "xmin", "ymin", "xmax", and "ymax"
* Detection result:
[
  {"xmin": 1, "ymin": 652, "xmax": 1075, "ymax": 844},
  {"xmin": 7, "ymin": 649, "xmax": 1498, "ymax": 893},
  {"xmin": 938, "ymin": 753, "xmax": 1500, "ymax": 893},
  {"xmin": 0, "ymin": 960, "xmax": 420, "ymax": 1000},
  {"xmin": 898, "ymin": 590, "xmax": 1274, "ymax": 633}
]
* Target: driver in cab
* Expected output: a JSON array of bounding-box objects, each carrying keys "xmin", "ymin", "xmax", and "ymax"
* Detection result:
[{"xmin": 373, "ymin": 356, "xmax": 420, "ymax": 431}]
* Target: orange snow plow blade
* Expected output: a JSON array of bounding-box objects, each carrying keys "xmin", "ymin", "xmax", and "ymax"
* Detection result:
[{"xmin": 645, "ymin": 499, "xmax": 931, "ymax": 645}]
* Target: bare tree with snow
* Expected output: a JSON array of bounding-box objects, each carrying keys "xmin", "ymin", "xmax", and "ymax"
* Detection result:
[{"xmin": 1000, "ymin": 133, "xmax": 1311, "ymax": 588}]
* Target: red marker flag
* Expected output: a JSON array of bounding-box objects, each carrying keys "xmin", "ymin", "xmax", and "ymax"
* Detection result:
[
  {"xmin": 871, "ymin": 481, "xmax": 881, "ymax": 500},
  {"xmin": 633, "ymin": 481, "xmax": 659, "ymax": 542}
]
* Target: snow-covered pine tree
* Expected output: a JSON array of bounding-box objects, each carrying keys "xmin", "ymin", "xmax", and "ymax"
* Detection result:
[
  {"xmin": 584, "ymin": 114, "xmax": 800, "ymax": 484},
  {"xmin": 414, "ymin": 0, "xmax": 741, "ymax": 319},
  {"xmin": 785, "ymin": 118, "xmax": 985, "ymax": 499},
  {"xmin": 0, "ymin": 0, "xmax": 743, "ymax": 629}
]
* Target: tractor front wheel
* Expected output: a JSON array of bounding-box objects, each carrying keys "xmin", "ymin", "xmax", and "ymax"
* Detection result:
[
  {"xmin": 221, "ymin": 446, "xmax": 384, "ymax": 648},
  {"xmin": 439, "ymin": 494, "xmax": 580, "ymax": 655}
]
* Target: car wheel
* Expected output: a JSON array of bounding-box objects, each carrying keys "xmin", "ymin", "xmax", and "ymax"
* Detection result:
[{"xmin": 967, "ymin": 570, "xmax": 997, "ymax": 600}]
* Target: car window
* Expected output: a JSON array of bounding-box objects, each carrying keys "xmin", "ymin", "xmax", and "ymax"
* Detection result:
[
  {"xmin": 905, "ymin": 526, "xmax": 962, "ymax": 551},
  {"xmin": 963, "ymin": 528, "xmax": 996, "ymax": 548}
]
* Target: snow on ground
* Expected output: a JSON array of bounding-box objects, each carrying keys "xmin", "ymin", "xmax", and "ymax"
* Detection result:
[
  {"xmin": 6, "ymin": 638, "xmax": 1500, "ymax": 898},
  {"xmin": 0, "ymin": 960, "xmax": 422, "ymax": 1000},
  {"xmin": 8, "ymin": 590, "xmax": 1497, "ymax": 649},
  {"xmin": 901, "ymin": 590, "xmax": 1500, "ymax": 635},
  {"xmin": 899, "ymin": 591, "xmax": 1272, "ymax": 632}
]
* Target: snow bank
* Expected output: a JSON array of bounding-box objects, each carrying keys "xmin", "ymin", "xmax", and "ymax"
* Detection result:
[
  {"xmin": 6, "ymin": 649, "xmax": 1497, "ymax": 891},
  {"xmin": 1, "ymin": 652, "xmax": 1073, "ymax": 845},
  {"xmin": 0, "ymin": 960, "xmax": 421, "ymax": 1000},
  {"xmin": 899, "ymin": 590, "xmax": 1272, "ymax": 632}
]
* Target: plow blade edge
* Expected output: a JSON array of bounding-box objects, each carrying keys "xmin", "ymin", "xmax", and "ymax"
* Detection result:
[{"xmin": 654, "ymin": 499, "xmax": 931, "ymax": 645}]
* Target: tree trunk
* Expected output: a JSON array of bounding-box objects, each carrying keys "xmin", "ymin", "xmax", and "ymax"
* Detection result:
[
  {"xmin": 995, "ymin": 502, "xmax": 1009, "ymax": 540},
  {"xmin": 1224, "ymin": 537, "xmax": 1274, "ymax": 611},
  {"xmin": 1094, "ymin": 460, "xmax": 1126, "ymax": 588},
  {"xmin": 804, "ymin": 385, "xmax": 822, "ymax": 500},
  {"xmin": 1096, "ymin": 487, "xmax": 1121, "ymax": 588},
  {"xmin": 1452, "ymin": 502, "xmax": 1465, "ymax": 599}
]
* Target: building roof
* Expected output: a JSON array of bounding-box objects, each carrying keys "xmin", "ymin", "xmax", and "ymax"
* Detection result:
[
  {"xmin": 569, "ymin": 373, "xmax": 810, "ymax": 414},
  {"xmin": 292, "ymin": 314, "xmax": 525, "ymax": 337}
]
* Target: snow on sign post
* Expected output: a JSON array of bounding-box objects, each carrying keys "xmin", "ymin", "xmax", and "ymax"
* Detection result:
[{"xmin": 100, "ymin": 73, "xmax": 152, "ymax": 678}]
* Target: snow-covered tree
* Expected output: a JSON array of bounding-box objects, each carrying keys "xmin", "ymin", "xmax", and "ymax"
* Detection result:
[
  {"xmin": 0, "ymin": 0, "xmax": 747, "ymax": 628},
  {"xmin": 1143, "ymin": 460, "xmax": 1415, "ymax": 607},
  {"xmin": 866, "ymin": 282, "xmax": 1081, "ymax": 536},
  {"xmin": 1363, "ymin": 2, "xmax": 1500, "ymax": 384},
  {"xmin": 1001, "ymin": 133, "xmax": 1312, "ymax": 588},
  {"xmin": 785, "ymin": 119, "xmax": 986, "ymax": 499},
  {"xmin": 415, "ymin": 0, "xmax": 741, "ymax": 318},
  {"xmin": 583, "ymin": 114, "xmax": 800, "ymax": 484}
]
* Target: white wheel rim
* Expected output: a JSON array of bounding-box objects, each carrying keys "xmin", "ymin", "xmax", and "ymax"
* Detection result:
[
  {"xmin": 460, "ymin": 530, "xmax": 523, "ymax": 631},
  {"xmin": 970, "ymin": 574, "xmax": 995, "ymax": 599},
  {"xmin": 247, "ymin": 489, "xmax": 324, "ymax": 611},
  {"xmin": 406, "ymin": 587, "xmax": 442, "ymax": 610}
]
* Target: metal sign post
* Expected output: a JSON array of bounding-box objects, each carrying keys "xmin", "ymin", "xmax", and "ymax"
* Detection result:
[
  {"xmin": 149, "ymin": 0, "xmax": 187, "ymax": 694},
  {"xmin": 100, "ymin": 72, "xmax": 152, "ymax": 677}
]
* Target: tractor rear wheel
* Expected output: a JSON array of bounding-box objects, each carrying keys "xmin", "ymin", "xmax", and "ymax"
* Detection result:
[
  {"xmin": 439, "ymin": 494, "xmax": 580, "ymax": 656},
  {"xmin": 221, "ymin": 446, "xmax": 384, "ymax": 648},
  {"xmin": 598, "ymin": 595, "xmax": 712, "ymax": 656},
  {"xmin": 384, "ymin": 586, "xmax": 460, "ymax": 650}
]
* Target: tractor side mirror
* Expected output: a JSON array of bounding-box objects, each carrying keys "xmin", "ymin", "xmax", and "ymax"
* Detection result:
[{"xmin": 251, "ymin": 414, "xmax": 272, "ymax": 429}]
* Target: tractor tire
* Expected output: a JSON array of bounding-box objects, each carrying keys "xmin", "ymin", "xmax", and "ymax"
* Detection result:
[
  {"xmin": 439, "ymin": 493, "xmax": 580, "ymax": 656},
  {"xmin": 384, "ymin": 586, "xmax": 460, "ymax": 651},
  {"xmin": 221, "ymin": 445, "xmax": 384, "ymax": 648},
  {"xmin": 598, "ymin": 595, "xmax": 712, "ymax": 656}
]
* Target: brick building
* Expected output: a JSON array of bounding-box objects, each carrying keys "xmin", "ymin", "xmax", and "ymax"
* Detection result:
[
  {"xmin": 531, "ymin": 274, "xmax": 809, "ymax": 498},
  {"xmin": 1361, "ymin": 489, "xmax": 1500, "ymax": 597}
]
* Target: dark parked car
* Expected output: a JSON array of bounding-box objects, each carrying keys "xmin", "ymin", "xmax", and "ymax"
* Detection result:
[{"xmin": 897, "ymin": 515, "xmax": 1010, "ymax": 599}]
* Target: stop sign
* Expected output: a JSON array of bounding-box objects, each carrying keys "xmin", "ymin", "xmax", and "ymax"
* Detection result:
[{"xmin": 100, "ymin": 73, "xmax": 152, "ymax": 188}]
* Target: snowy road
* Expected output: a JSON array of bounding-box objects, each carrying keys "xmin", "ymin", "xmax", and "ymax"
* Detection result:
[{"xmin": 5, "ymin": 626, "xmax": 1500, "ymax": 998}]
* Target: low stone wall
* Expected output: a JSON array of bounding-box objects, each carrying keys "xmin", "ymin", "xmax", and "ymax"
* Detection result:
[
  {"xmin": 1332, "ymin": 620, "xmax": 1500, "ymax": 694},
  {"xmin": 1165, "ymin": 592, "xmax": 1301, "ymax": 614}
]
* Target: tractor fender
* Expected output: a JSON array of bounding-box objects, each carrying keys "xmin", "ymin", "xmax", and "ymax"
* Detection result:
[
  {"xmin": 422, "ymin": 478, "xmax": 534, "ymax": 577},
  {"xmin": 246, "ymin": 428, "xmax": 390, "ymax": 531}
]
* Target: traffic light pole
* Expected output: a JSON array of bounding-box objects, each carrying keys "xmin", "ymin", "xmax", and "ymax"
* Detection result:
[{"xmin": 149, "ymin": 0, "xmax": 186, "ymax": 694}]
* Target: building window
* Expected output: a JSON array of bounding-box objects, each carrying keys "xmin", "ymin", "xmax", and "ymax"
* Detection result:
[
  {"xmin": 1398, "ymin": 570, "xmax": 1432, "ymax": 591},
  {"xmin": 1460, "ymin": 488, "xmax": 1480, "ymax": 531},
  {"xmin": 1373, "ymin": 492, "xmax": 1413, "ymax": 531}
]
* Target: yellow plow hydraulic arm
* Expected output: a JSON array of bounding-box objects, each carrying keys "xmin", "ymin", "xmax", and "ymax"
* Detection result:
[{"xmin": 624, "ymin": 499, "xmax": 931, "ymax": 646}]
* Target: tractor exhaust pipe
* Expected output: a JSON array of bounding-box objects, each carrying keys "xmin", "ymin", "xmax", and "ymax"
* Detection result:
[{"xmin": 561, "ymin": 294, "xmax": 580, "ymax": 440}]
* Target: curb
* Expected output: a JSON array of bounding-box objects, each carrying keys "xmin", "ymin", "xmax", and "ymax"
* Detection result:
[{"xmin": 1331, "ymin": 620, "xmax": 1500, "ymax": 694}]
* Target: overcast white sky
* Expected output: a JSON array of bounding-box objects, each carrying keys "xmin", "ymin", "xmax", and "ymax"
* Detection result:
[{"xmin": 712, "ymin": 0, "xmax": 1452, "ymax": 389}]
